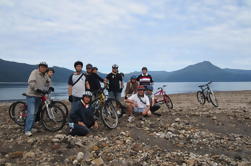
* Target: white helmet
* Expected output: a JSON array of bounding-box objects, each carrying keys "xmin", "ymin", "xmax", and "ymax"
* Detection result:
[{"xmin": 82, "ymin": 91, "xmax": 92, "ymax": 98}]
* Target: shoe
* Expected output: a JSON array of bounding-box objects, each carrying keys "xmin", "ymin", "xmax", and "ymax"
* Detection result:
[
  {"xmin": 128, "ymin": 116, "xmax": 135, "ymax": 122},
  {"xmin": 25, "ymin": 131, "xmax": 32, "ymax": 137}
]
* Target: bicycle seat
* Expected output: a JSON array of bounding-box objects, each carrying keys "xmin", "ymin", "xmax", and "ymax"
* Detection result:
[{"xmin": 22, "ymin": 93, "xmax": 28, "ymax": 96}]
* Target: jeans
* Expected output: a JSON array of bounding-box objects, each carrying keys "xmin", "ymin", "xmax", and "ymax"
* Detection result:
[
  {"xmin": 70, "ymin": 96, "xmax": 82, "ymax": 114},
  {"xmin": 24, "ymin": 96, "xmax": 41, "ymax": 132},
  {"xmin": 108, "ymin": 91, "xmax": 121, "ymax": 101},
  {"xmin": 69, "ymin": 124, "xmax": 90, "ymax": 136}
]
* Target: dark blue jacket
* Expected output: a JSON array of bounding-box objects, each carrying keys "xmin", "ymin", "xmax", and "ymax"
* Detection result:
[{"xmin": 69, "ymin": 101, "xmax": 96, "ymax": 128}]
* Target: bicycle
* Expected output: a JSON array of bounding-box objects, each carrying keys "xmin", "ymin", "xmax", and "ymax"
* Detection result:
[
  {"xmin": 9, "ymin": 90, "xmax": 67, "ymax": 132},
  {"xmin": 154, "ymin": 85, "xmax": 173, "ymax": 109},
  {"xmin": 91, "ymin": 87, "xmax": 119, "ymax": 129},
  {"xmin": 197, "ymin": 81, "xmax": 218, "ymax": 107}
]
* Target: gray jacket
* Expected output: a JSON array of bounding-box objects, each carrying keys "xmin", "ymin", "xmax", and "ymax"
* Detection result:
[{"xmin": 26, "ymin": 69, "xmax": 50, "ymax": 97}]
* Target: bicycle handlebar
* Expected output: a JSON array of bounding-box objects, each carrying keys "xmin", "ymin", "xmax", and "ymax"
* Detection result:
[{"xmin": 198, "ymin": 81, "xmax": 213, "ymax": 88}]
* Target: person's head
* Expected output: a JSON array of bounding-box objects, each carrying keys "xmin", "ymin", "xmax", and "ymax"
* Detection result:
[
  {"xmin": 86, "ymin": 64, "xmax": 93, "ymax": 73},
  {"xmin": 82, "ymin": 91, "xmax": 93, "ymax": 104},
  {"xmin": 130, "ymin": 75, "xmax": 137, "ymax": 83},
  {"xmin": 137, "ymin": 85, "xmax": 145, "ymax": 96},
  {"xmin": 92, "ymin": 67, "xmax": 98, "ymax": 73},
  {"xmin": 142, "ymin": 67, "xmax": 148, "ymax": 75},
  {"xmin": 112, "ymin": 64, "xmax": 119, "ymax": 73},
  {"xmin": 47, "ymin": 68, "xmax": 55, "ymax": 78},
  {"xmin": 38, "ymin": 62, "xmax": 48, "ymax": 73},
  {"xmin": 145, "ymin": 85, "xmax": 153, "ymax": 95},
  {"xmin": 74, "ymin": 61, "xmax": 83, "ymax": 72}
]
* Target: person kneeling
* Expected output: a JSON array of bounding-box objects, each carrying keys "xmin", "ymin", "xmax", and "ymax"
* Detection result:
[
  {"xmin": 125, "ymin": 85, "xmax": 151, "ymax": 121},
  {"xmin": 69, "ymin": 91, "xmax": 98, "ymax": 136}
]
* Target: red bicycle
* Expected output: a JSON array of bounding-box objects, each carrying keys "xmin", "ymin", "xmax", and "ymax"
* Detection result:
[{"xmin": 154, "ymin": 85, "xmax": 173, "ymax": 109}]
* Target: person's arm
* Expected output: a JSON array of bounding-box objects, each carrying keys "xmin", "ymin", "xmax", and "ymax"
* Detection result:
[
  {"xmin": 28, "ymin": 70, "xmax": 37, "ymax": 90},
  {"xmin": 95, "ymin": 73, "xmax": 104, "ymax": 82},
  {"xmin": 85, "ymin": 81, "xmax": 90, "ymax": 90},
  {"xmin": 68, "ymin": 74, "xmax": 73, "ymax": 101},
  {"xmin": 125, "ymin": 82, "xmax": 130, "ymax": 96},
  {"xmin": 150, "ymin": 75, "xmax": 154, "ymax": 83}
]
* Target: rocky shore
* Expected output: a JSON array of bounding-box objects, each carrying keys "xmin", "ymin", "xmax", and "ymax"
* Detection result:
[{"xmin": 0, "ymin": 91, "xmax": 251, "ymax": 166}]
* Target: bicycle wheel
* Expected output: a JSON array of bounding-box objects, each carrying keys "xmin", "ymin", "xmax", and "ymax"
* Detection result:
[
  {"xmin": 41, "ymin": 105, "xmax": 66, "ymax": 132},
  {"xmin": 9, "ymin": 102, "xmax": 16, "ymax": 120},
  {"xmin": 164, "ymin": 95, "xmax": 173, "ymax": 109},
  {"xmin": 52, "ymin": 101, "xmax": 69, "ymax": 116},
  {"xmin": 209, "ymin": 92, "xmax": 218, "ymax": 107},
  {"xmin": 197, "ymin": 91, "xmax": 205, "ymax": 105},
  {"xmin": 101, "ymin": 100, "xmax": 118, "ymax": 129},
  {"xmin": 11, "ymin": 101, "xmax": 27, "ymax": 126},
  {"xmin": 107, "ymin": 98, "xmax": 125, "ymax": 118}
]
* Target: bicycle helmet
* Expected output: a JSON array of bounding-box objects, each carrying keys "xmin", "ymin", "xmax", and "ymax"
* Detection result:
[
  {"xmin": 86, "ymin": 64, "xmax": 93, "ymax": 69},
  {"xmin": 146, "ymin": 85, "xmax": 153, "ymax": 91},
  {"xmin": 142, "ymin": 67, "xmax": 147, "ymax": 71},
  {"xmin": 130, "ymin": 75, "xmax": 137, "ymax": 80},
  {"xmin": 74, "ymin": 61, "xmax": 83, "ymax": 67},
  {"xmin": 112, "ymin": 64, "xmax": 119, "ymax": 69},
  {"xmin": 137, "ymin": 85, "xmax": 145, "ymax": 90},
  {"xmin": 82, "ymin": 91, "xmax": 93, "ymax": 98},
  {"xmin": 92, "ymin": 67, "xmax": 98, "ymax": 70},
  {"xmin": 38, "ymin": 62, "xmax": 48, "ymax": 67},
  {"xmin": 47, "ymin": 67, "xmax": 55, "ymax": 73}
]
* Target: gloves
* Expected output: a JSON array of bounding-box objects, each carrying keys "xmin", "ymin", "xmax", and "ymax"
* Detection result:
[
  {"xmin": 49, "ymin": 87, "xmax": 54, "ymax": 92},
  {"xmin": 68, "ymin": 95, "xmax": 73, "ymax": 102},
  {"xmin": 36, "ymin": 89, "xmax": 44, "ymax": 94}
]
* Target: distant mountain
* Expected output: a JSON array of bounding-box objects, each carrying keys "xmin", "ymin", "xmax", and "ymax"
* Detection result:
[
  {"xmin": 0, "ymin": 59, "xmax": 73, "ymax": 82},
  {"xmin": 0, "ymin": 59, "xmax": 251, "ymax": 82}
]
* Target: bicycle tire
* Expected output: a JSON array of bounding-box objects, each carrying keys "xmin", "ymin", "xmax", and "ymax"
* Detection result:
[
  {"xmin": 9, "ymin": 102, "xmax": 16, "ymax": 120},
  {"xmin": 41, "ymin": 105, "xmax": 66, "ymax": 132},
  {"xmin": 197, "ymin": 91, "xmax": 205, "ymax": 105},
  {"xmin": 100, "ymin": 100, "xmax": 118, "ymax": 129},
  {"xmin": 52, "ymin": 101, "xmax": 69, "ymax": 116},
  {"xmin": 11, "ymin": 101, "xmax": 27, "ymax": 126},
  {"xmin": 107, "ymin": 98, "xmax": 125, "ymax": 118},
  {"xmin": 209, "ymin": 92, "xmax": 218, "ymax": 107},
  {"xmin": 164, "ymin": 95, "xmax": 173, "ymax": 109}
]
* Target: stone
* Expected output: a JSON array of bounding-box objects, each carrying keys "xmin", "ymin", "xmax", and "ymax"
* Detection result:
[
  {"xmin": 91, "ymin": 157, "xmax": 104, "ymax": 166},
  {"xmin": 23, "ymin": 151, "xmax": 36, "ymax": 159},
  {"xmin": 76, "ymin": 152, "xmax": 84, "ymax": 161},
  {"xmin": 212, "ymin": 116, "xmax": 217, "ymax": 120},
  {"xmin": 8, "ymin": 151, "xmax": 24, "ymax": 159}
]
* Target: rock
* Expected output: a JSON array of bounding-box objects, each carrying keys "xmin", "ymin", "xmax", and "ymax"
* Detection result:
[
  {"xmin": 90, "ymin": 145, "xmax": 99, "ymax": 151},
  {"xmin": 52, "ymin": 138, "xmax": 60, "ymax": 143},
  {"xmin": 23, "ymin": 151, "xmax": 36, "ymax": 159},
  {"xmin": 55, "ymin": 134, "xmax": 65, "ymax": 140},
  {"xmin": 8, "ymin": 151, "xmax": 24, "ymax": 159},
  {"xmin": 73, "ymin": 159, "xmax": 78, "ymax": 165},
  {"xmin": 212, "ymin": 116, "xmax": 217, "ymax": 120},
  {"xmin": 91, "ymin": 157, "xmax": 104, "ymax": 166},
  {"xmin": 76, "ymin": 152, "xmax": 84, "ymax": 161},
  {"xmin": 175, "ymin": 118, "xmax": 181, "ymax": 122}
]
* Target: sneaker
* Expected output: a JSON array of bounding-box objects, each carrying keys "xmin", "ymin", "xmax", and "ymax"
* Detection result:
[
  {"xmin": 128, "ymin": 116, "xmax": 135, "ymax": 123},
  {"xmin": 25, "ymin": 131, "xmax": 32, "ymax": 137}
]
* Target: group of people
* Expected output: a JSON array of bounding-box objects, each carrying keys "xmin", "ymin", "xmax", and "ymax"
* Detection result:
[{"xmin": 24, "ymin": 61, "xmax": 160, "ymax": 137}]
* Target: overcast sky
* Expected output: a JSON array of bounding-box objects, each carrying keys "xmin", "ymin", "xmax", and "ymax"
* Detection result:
[{"xmin": 0, "ymin": 0, "xmax": 250, "ymax": 72}]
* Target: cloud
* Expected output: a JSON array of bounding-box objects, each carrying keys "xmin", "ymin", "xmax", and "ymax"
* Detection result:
[{"xmin": 0, "ymin": 0, "xmax": 251, "ymax": 72}]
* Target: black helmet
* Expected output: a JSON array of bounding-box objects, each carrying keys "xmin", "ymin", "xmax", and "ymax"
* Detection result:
[
  {"xmin": 38, "ymin": 62, "xmax": 48, "ymax": 68},
  {"xmin": 112, "ymin": 64, "xmax": 119, "ymax": 69},
  {"xmin": 86, "ymin": 64, "xmax": 93, "ymax": 69},
  {"xmin": 142, "ymin": 67, "xmax": 147, "ymax": 71},
  {"xmin": 74, "ymin": 61, "xmax": 83, "ymax": 67},
  {"xmin": 47, "ymin": 68, "xmax": 55, "ymax": 73}
]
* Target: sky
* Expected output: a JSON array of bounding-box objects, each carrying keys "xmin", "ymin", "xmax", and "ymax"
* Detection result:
[{"xmin": 0, "ymin": 0, "xmax": 251, "ymax": 73}]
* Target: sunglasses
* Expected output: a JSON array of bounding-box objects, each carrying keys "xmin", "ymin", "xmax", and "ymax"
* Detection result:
[{"xmin": 112, "ymin": 67, "xmax": 118, "ymax": 69}]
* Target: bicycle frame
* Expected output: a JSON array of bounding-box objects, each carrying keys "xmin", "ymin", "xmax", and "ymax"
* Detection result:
[{"xmin": 154, "ymin": 86, "xmax": 167, "ymax": 103}]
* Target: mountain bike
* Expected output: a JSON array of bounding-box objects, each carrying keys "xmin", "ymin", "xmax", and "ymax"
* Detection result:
[
  {"xmin": 9, "ymin": 90, "xmax": 67, "ymax": 132},
  {"xmin": 197, "ymin": 81, "xmax": 218, "ymax": 107},
  {"xmin": 92, "ymin": 87, "xmax": 119, "ymax": 129},
  {"xmin": 154, "ymin": 85, "xmax": 173, "ymax": 109}
]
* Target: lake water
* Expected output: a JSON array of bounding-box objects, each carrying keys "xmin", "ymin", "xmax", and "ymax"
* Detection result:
[{"xmin": 0, "ymin": 82, "xmax": 251, "ymax": 101}]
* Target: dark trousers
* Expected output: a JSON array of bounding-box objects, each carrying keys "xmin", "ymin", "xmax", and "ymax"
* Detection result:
[
  {"xmin": 150, "ymin": 104, "xmax": 160, "ymax": 112},
  {"xmin": 70, "ymin": 124, "xmax": 90, "ymax": 136}
]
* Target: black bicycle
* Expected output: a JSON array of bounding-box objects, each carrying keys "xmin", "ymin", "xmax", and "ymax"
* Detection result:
[
  {"xmin": 9, "ymin": 90, "xmax": 67, "ymax": 132},
  {"xmin": 197, "ymin": 81, "xmax": 219, "ymax": 107}
]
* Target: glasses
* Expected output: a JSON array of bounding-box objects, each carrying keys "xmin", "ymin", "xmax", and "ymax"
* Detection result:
[{"xmin": 112, "ymin": 67, "xmax": 118, "ymax": 69}]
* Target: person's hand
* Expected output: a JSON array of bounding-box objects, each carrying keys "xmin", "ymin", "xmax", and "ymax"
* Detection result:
[
  {"xmin": 36, "ymin": 89, "xmax": 44, "ymax": 94},
  {"xmin": 93, "ymin": 121, "xmax": 99, "ymax": 129},
  {"xmin": 68, "ymin": 95, "xmax": 73, "ymax": 102},
  {"xmin": 49, "ymin": 87, "xmax": 54, "ymax": 92},
  {"xmin": 78, "ymin": 121, "xmax": 85, "ymax": 126}
]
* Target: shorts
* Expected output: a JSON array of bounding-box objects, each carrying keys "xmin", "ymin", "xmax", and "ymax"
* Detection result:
[
  {"xmin": 108, "ymin": 92, "xmax": 121, "ymax": 101},
  {"xmin": 134, "ymin": 107, "xmax": 145, "ymax": 113}
]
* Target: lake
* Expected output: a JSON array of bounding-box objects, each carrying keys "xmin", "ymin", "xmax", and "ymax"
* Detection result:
[{"xmin": 0, "ymin": 82, "xmax": 251, "ymax": 101}]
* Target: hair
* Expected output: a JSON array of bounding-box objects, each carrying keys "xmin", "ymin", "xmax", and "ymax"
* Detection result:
[{"xmin": 74, "ymin": 61, "xmax": 83, "ymax": 67}]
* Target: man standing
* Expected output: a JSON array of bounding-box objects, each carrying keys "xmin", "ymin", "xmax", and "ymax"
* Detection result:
[
  {"xmin": 24, "ymin": 62, "xmax": 50, "ymax": 136},
  {"xmin": 137, "ymin": 67, "xmax": 153, "ymax": 89},
  {"xmin": 68, "ymin": 61, "xmax": 90, "ymax": 112},
  {"xmin": 125, "ymin": 75, "xmax": 138, "ymax": 98},
  {"xmin": 106, "ymin": 64, "xmax": 123, "ymax": 101},
  {"xmin": 85, "ymin": 64, "xmax": 104, "ymax": 94}
]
